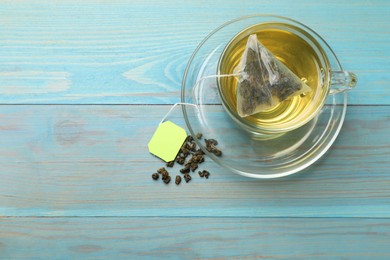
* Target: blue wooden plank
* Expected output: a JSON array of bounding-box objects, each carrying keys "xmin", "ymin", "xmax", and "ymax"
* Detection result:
[
  {"xmin": 0, "ymin": 105, "xmax": 389, "ymax": 217},
  {"xmin": 0, "ymin": 0, "xmax": 389, "ymax": 104},
  {"xmin": 1, "ymin": 217, "xmax": 390, "ymax": 259}
]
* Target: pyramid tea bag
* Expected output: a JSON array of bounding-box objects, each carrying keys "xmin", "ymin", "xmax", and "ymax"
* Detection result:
[{"xmin": 235, "ymin": 34, "xmax": 312, "ymax": 117}]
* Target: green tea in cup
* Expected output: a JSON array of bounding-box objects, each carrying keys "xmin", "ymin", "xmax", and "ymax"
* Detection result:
[{"xmin": 218, "ymin": 22, "xmax": 356, "ymax": 134}]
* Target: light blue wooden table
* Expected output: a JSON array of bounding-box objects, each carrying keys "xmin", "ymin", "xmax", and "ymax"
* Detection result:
[{"xmin": 1, "ymin": 0, "xmax": 389, "ymax": 258}]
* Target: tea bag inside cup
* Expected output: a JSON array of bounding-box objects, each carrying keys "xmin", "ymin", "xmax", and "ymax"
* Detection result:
[{"xmin": 235, "ymin": 34, "xmax": 312, "ymax": 117}]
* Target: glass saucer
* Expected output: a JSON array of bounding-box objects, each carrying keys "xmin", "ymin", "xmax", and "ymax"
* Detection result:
[{"xmin": 181, "ymin": 15, "xmax": 347, "ymax": 178}]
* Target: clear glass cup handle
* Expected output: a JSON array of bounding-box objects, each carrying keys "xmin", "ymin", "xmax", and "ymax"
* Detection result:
[{"xmin": 329, "ymin": 71, "xmax": 357, "ymax": 95}]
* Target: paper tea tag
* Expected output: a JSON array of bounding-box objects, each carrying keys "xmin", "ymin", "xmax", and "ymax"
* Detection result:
[{"xmin": 148, "ymin": 121, "xmax": 187, "ymax": 162}]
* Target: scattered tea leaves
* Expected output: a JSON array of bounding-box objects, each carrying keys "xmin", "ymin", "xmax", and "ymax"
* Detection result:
[
  {"xmin": 151, "ymin": 134, "xmax": 220, "ymax": 185},
  {"xmin": 198, "ymin": 170, "xmax": 210, "ymax": 179},
  {"xmin": 166, "ymin": 161, "xmax": 175, "ymax": 167},
  {"xmin": 163, "ymin": 176, "xmax": 171, "ymax": 184},
  {"xmin": 195, "ymin": 133, "xmax": 203, "ymax": 140},
  {"xmin": 175, "ymin": 175, "xmax": 181, "ymax": 185},
  {"xmin": 183, "ymin": 173, "xmax": 192, "ymax": 183}
]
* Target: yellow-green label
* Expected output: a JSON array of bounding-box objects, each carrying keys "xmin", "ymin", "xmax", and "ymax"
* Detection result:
[{"xmin": 148, "ymin": 121, "xmax": 187, "ymax": 162}]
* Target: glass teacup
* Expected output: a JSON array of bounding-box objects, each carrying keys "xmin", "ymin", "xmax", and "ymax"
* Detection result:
[
  {"xmin": 217, "ymin": 16, "xmax": 357, "ymax": 135},
  {"xmin": 181, "ymin": 15, "xmax": 356, "ymax": 178}
]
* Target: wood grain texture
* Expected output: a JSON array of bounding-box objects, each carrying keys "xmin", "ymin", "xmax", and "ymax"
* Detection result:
[
  {"xmin": 1, "ymin": 1, "xmax": 389, "ymax": 258},
  {"xmin": 1, "ymin": 217, "xmax": 390, "ymax": 259},
  {"xmin": 0, "ymin": 0, "xmax": 389, "ymax": 104},
  {"xmin": 0, "ymin": 105, "xmax": 388, "ymax": 217}
]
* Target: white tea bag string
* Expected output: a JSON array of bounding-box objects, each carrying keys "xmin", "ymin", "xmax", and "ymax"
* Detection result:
[
  {"xmin": 191, "ymin": 73, "xmax": 240, "ymax": 106},
  {"xmin": 159, "ymin": 102, "xmax": 198, "ymax": 125},
  {"xmin": 160, "ymin": 73, "xmax": 240, "ymax": 125},
  {"xmin": 195, "ymin": 73, "xmax": 240, "ymax": 81}
]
